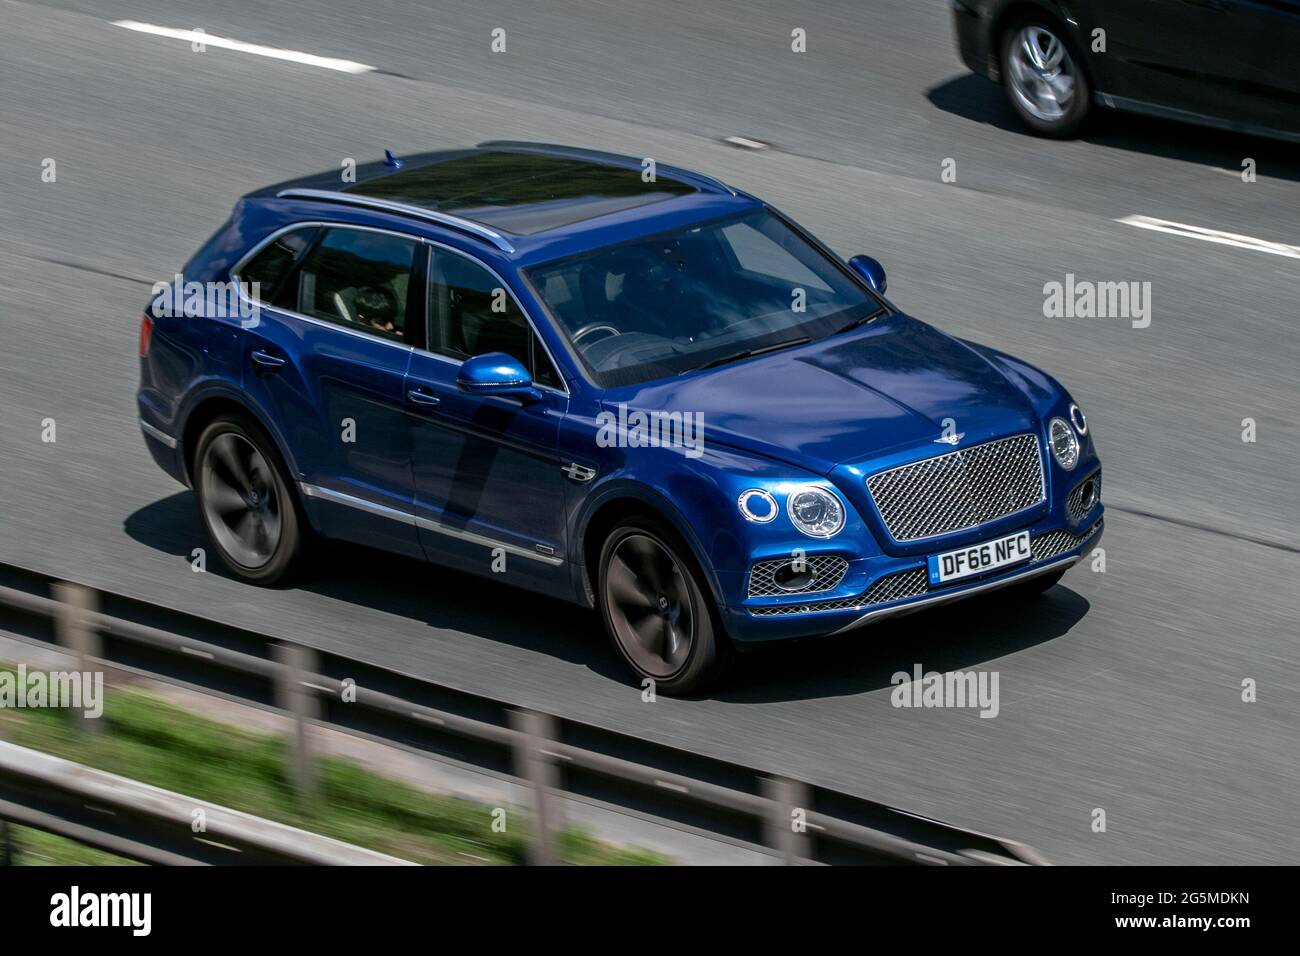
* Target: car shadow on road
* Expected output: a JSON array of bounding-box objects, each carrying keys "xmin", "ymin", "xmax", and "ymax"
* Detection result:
[
  {"xmin": 715, "ymin": 585, "xmax": 1089, "ymax": 704},
  {"xmin": 125, "ymin": 491, "xmax": 1090, "ymax": 701},
  {"xmin": 123, "ymin": 491, "xmax": 629, "ymax": 682},
  {"xmin": 926, "ymin": 73, "xmax": 1300, "ymax": 180}
]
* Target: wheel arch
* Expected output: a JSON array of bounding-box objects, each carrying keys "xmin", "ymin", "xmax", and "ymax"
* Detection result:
[
  {"xmin": 576, "ymin": 484, "xmax": 726, "ymax": 613},
  {"xmin": 178, "ymin": 387, "xmax": 302, "ymax": 491}
]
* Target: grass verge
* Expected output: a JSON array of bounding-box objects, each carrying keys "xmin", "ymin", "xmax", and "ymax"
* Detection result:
[{"xmin": 0, "ymin": 667, "xmax": 668, "ymax": 866}]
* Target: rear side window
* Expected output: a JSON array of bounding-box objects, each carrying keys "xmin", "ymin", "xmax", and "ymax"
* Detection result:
[
  {"xmin": 427, "ymin": 248, "xmax": 562, "ymax": 389},
  {"xmin": 238, "ymin": 227, "xmax": 317, "ymax": 303},
  {"xmin": 278, "ymin": 227, "xmax": 419, "ymax": 342}
]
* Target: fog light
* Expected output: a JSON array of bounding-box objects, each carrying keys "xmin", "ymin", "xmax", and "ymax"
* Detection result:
[{"xmin": 773, "ymin": 561, "xmax": 816, "ymax": 591}]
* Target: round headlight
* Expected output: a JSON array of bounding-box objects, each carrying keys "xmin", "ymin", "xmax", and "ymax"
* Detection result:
[
  {"xmin": 1069, "ymin": 403, "xmax": 1088, "ymax": 436},
  {"xmin": 786, "ymin": 486, "xmax": 845, "ymax": 538},
  {"xmin": 737, "ymin": 489, "xmax": 777, "ymax": 523},
  {"xmin": 1048, "ymin": 417, "xmax": 1079, "ymax": 470}
]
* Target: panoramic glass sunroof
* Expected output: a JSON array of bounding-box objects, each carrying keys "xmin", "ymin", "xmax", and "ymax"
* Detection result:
[{"xmin": 345, "ymin": 151, "xmax": 695, "ymax": 235}]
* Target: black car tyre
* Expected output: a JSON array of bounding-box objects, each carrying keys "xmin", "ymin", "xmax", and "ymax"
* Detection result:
[
  {"xmin": 193, "ymin": 412, "xmax": 305, "ymax": 585},
  {"xmin": 1001, "ymin": 15, "xmax": 1091, "ymax": 138},
  {"xmin": 598, "ymin": 516, "xmax": 730, "ymax": 694}
]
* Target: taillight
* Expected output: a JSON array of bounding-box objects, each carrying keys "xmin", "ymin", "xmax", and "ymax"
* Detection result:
[{"xmin": 139, "ymin": 314, "xmax": 154, "ymax": 357}]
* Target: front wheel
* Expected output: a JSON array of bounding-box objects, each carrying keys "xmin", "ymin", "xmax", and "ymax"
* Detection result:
[
  {"xmin": 597, "ymin": 518, "xmax": 728, "ymax": 695},
  {"xmin": 193, "ymin": 413, "xmax": 304, "ymax": 585},
  {"xmin": 1001, "ymin": 19, "xmax": 1090, "ymax": 138}
]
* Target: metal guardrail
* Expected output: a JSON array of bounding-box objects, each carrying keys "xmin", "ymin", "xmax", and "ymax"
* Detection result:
[
  {"xmin": 0, "ymin": 741, "xmax": 414, "ymax": 865},
  {"xmin": 0, "ymin": 560, "xmax": 1046, "ymax": 865}
]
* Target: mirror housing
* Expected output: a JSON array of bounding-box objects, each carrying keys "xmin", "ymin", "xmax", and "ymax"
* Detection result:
[
  {"xmin": 848, "ymin": 255, "xmax": 887, "ymax": 295},
  {"xmin": 456, "ymin": 352, "xmax": 540, "ymax": 401}
]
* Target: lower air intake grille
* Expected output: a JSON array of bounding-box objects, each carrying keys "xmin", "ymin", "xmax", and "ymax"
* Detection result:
[
  {"xmin": 748, "ymin": 520, "xmax": 1103, "ymax": 617},
  {"xmin": 747, "ymin": 555, "xmax": 849, "ymax": 597}
]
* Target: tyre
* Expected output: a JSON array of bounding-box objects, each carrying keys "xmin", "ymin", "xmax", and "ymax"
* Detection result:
[
  {"xmin": 1001, "ymin": 16, "xmax": 1090, "ymax": 138},
  {"xmin": 193, "ymin": 413, "xmax": 305, "ymax": 585},
  {"xmin": 597, "ymin": 516, "xmax": 729, "ymax": 694}
]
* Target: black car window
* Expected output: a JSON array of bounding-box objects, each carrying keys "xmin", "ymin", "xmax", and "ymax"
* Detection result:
[
  {"xmin": 279, "ymin": 227, "xmax": 418, "ymax": 343},
  {"xmin": 427, "ymin": 248, "xmax": 562, "ymax": 389},
  {"xmin": 238, "ymin": 227, "xmax": 317, "ymax": 303}
]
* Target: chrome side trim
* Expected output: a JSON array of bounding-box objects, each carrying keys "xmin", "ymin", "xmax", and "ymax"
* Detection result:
[
  {"xmin": 140, "ymin": 418, "xmax": 178, "ymax": 448},
  {"xmin": 413, "ymin": 515, "xmax": 564, "ymax": 566},
  {"xmin": 299, "ymin": 483, "xmax": 415, "ymax": 524},
  {"xmin": 277, "ymin": 188, "xmax": 516, "ymax": 253},
  {"xmin": 298, "ymin": 482, "xmax": 564, "ymax": 566}
]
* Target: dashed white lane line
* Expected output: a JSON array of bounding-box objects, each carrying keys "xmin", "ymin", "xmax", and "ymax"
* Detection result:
[
  {"xmin": 723, "ymin": 136, "xmax": 770, "ymax": 150},
  {"xmin": 112, "ymin": 21, "xmax": 376, "ymax": 74},
  {"xmin": 1117, "ymin": 214, "xmax": 1300, "ymax": 260}
]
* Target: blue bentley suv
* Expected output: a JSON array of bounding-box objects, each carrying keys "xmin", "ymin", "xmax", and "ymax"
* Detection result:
[{"xmin": 138, "ymin": 142, "xmax": 1102, "ymax": 692}]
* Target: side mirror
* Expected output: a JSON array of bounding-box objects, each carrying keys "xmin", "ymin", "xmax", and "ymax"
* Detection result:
[
  {"xmin": 848, "ymin": 255, "xmax": 887, "ymax": 295},
  {"xmin": 457, "ymin": 352, "xmax": 539, "ymax": 400}
]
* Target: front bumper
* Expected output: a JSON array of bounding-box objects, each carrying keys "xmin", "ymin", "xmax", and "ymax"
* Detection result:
[{"xmin": 721, "ymin": 515, "xmax": 1103, "ymax": 643}]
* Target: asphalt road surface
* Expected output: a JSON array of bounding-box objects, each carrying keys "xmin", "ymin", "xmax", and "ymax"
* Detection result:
[{"xmin": 1, "ymin": 0, "xmax": 1298, "ymax": 863}]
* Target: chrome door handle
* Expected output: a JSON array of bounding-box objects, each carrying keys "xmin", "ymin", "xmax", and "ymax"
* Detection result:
[
  {"xmin": 406, "ymin": 389, "xmax": 441, "ymax": 408},
  {"xmin": 250, "ymin": 349, "xmax": 286, "ymax": 369}
]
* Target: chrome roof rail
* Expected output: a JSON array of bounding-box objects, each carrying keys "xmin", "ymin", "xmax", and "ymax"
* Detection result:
[{"xmin": 275, "ymin": 188, "xmax": 516, "ymax": 253}]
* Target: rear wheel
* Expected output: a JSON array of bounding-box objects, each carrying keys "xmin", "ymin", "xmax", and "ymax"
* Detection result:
[
  {"xmin": 597, "ymin": 517, "xmax": 728, "ymax": 694},
  {"xmin": 193, "ymin": 413, "xmax": 304, "ymax": 585},
  {"xmin": 1001, "ymin": 17, "xmax": 1090, "ymax": 138}
]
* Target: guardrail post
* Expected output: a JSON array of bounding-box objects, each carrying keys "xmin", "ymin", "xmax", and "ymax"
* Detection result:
[
  {"xmin": 510, "ymin": 709, "xmax": 559, "ymax": 866},
  {"xmin": 762, "ymin": 776, "xmax": 810, "ymax": 865},
  {"xmin": 52, "ymin": 582, "xmax": 101, "ymax": 736},
  {"xmin": 272, "ymin": 643, "xmax": 318, "ymax": 799}
]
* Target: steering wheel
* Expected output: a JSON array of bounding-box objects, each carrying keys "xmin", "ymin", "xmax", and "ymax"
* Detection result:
[{"xmin": 572, "ymin": 323, "xmax": 621, "ymax": 346}]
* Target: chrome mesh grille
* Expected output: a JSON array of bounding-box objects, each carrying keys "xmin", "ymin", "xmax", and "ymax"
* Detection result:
[
  {"xmin": 1066, "ymin": 469, "xmax": 1101, "ymax": 523},
  {"xmin": 865, "ymin": 434, "xmax": 1045, "ymax": 542},
  {"xmin": 750, "ymin": 569, "xmax": 927, "ymax": 616},
  {"xmin": 747, "ymin": 555, "xmax": 849, "ymax": 597},
  {"xmin": 1031, "ymin": 519, "xmax": 1101, "ymax": 562}
]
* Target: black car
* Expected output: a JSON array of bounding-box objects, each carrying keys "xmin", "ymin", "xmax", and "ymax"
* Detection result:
[{"xmin": 953, "ymin": 0, "xmax": 1300, "ymax": 141}]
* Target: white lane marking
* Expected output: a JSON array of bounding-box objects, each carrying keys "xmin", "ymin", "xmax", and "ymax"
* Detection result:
[
  {"xmin": 113, "ymin": 21, "xmax": 376, "ymax": 74},
  {"xmin": 723, "ymin": 135, "xmax": 770, "ymax": 150},
  {"xmin": 1116, "ymin": 214, "xmax": 1300, "ymax": 260}
]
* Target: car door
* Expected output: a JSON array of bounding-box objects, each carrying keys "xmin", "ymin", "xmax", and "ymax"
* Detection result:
[
  {"xmin": 237, "ymin": 223, "xmax": 424, "ymax": 559},
  {"xmin": 1085, "ymin": 0, "xmax": 1223, "ymax": 115},
  {"xmin": 404, "ymin": 242, "xmax": 570, "ymax": 585},
  {"xmin": 1193, "ymin": 0, "xmax": 1300, "ymax": 131}
]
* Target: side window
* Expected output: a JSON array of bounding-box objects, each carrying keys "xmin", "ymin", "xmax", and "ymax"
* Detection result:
[
  {"xmin": 238, "ymin": 227, "xmax": 317, "ymax": 303},
  {"xmin": 279, "ymin": 227, "xmax": 418, "ymax": 342},
  {"xmin": 427, "ymin": 250, "xmax": 562, "ymax": 389},
  {"xmin": 719, "ymin": 221, "xmax": 831, "ymax": 292}
]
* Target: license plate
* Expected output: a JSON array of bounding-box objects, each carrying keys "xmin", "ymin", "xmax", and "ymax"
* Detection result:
[{"xmin": 927, "ymin": 530, "xmax": 1032, "ymax": 585}]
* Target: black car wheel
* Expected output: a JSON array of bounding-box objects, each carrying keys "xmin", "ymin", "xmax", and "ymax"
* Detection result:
[
  {"xmin": 194, "ymin": 413, "xmax": 304, "ymax": 585},
  {"xmin": 597, "ymin": 517, "xmax": 728, "ymax": 694},
  {"xmin": 1001, "ymin": 17, "xmax": 1090, "ymax": 138}
]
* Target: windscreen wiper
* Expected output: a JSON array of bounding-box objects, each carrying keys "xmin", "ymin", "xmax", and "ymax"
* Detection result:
[
  {"xmin": 690, "ymin": 336, "xmax": 811, "ymax": 372},
  {"xmin": 835, "ymin": 306, "xmax": 886, "ymax": 335}
]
